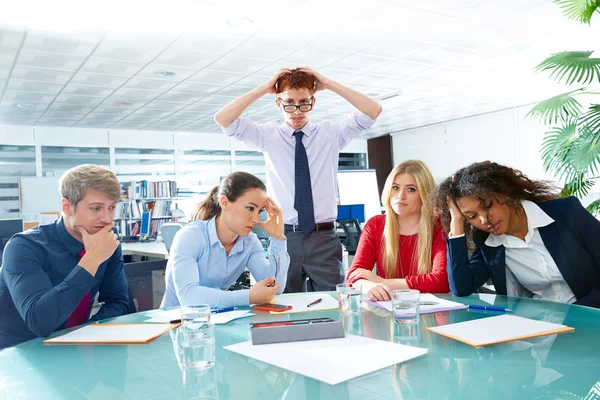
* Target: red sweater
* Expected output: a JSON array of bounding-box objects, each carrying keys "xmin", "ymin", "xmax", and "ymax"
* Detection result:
[{"xmin": 347, "ymin": 214, "xmax": 450, "ymax": 293}]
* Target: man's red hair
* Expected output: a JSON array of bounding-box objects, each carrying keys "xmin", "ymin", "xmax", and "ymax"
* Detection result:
[{"xmin": 275, "ymin": 69, "xmax": 316, "ymax": 94}]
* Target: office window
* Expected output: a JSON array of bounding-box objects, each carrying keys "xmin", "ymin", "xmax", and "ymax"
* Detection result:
[
  {"xmin": 114, "ymin": 148, "xmax": 175, "ymax": 181},
  {"xmin": 41, "ymin": 146, "xmax": 110, "ymax": 177},
  {"xmin": 177, "ymin": 149, "xmax": 232, "ymax": 197},
  {"xmin": 0, "ymin": 145, "xmax": 36, "ymax": 218},
  {"xmin": 338, "ymin": 152, "xmax": 367, "ymax": 170},
  {"xmin": 234, "ymin": 150, "xmax": 266, "ymax": 183}
]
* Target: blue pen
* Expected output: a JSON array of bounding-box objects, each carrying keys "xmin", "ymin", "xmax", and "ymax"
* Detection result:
[
  {"xmin": 211, "ymin": 307, "xmax": 235, "ymax": 314},
  {"xmin": 468, "ymin": 305, "xmax": 513, "ymax": 312}
]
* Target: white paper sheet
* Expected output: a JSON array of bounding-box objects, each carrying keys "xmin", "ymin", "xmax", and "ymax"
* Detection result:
[
  {"xmin": 45, "ymin": 324, "xmax": 174, "ymax": 344},
  {"xmin": 225, "ymin": 334, "xmax": 427, "ymax": 385},
  {"xmin": 427, "ymin": 314, "xmax": 574, "ymax": 347},
  {"xmin": 144, "ymin": 309, "xmax": 253, "ymax": 324},
  {"xmin": 364, "ymin": 293, "xmax": 467, "ymax": 314},
  {"xmin": 478, "ymin": 293, "xmax": 497, "ymax": 305},
  {"xmin": 269, "ymin": 293, "xmax": 339, "ymax": 314}
]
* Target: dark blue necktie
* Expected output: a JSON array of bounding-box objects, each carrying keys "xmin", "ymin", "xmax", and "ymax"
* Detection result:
[{"xmin": 293, "ymin": 130, "xmax": 315, "ymax": 235}]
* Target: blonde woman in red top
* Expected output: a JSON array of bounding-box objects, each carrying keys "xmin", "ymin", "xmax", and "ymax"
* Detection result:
[{"xmin": 347, "ymin": 160, "xmax": 449, "ymax": 301}]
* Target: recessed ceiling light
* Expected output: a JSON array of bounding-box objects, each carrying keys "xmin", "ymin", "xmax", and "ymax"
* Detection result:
[
  {"xmin": 113, "ymin": 100, "xmax": 134, "ymax": 106},
  {"xmin": 156, "ymin": 71, "xmax": 177, "ymax": 77},
  {"xmin": 16, "ymin": 103, "xmax": 33, "ymax": 109},
  {"xmin": 226, "ymin": 17, "xmax": 253, "ymax": 28}
]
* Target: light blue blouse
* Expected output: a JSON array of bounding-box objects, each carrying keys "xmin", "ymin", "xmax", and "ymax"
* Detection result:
[{"xmin": 160, "ymin": 217, "xmax": 289, "ymax": 308}]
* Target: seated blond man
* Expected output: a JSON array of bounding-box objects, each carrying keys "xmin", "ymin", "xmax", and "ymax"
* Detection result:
[{"xmin": 0, "ymin": 164, "xmax": 130, "ymax": 349}]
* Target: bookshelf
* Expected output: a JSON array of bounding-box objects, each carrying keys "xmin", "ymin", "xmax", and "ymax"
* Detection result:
[{"xmin": 115, "ymin": 181, "xmax": 180, "ymax": 237}]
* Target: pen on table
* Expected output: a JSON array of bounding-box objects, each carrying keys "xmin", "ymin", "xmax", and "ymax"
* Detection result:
[
  {"xmin": 419, "ymin": 301, "xmax": 439, "ymax": 306},
  {"xmin": 307, "ymin": 298, "xmax": 323, "ymax": 308},
  {"xmin": 467, "ymin": 305, "xmax": 513, "ymax": 312},
  {"xmin": 211, "ymin": 307, "xmax": 235, "ymax": 314}
]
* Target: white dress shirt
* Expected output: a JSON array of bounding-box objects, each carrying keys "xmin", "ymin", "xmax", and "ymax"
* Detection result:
[
  {"xmin": 485, "ymin": 200, "xmax": 576, "ymax": 304},
  {"xmin": 222, "ymin": 112, "xmax": 375, "ymax": 225}
]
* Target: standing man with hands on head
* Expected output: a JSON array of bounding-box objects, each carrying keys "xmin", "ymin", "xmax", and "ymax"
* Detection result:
[
  {"xmin": 0, "ymin": 164, "xmax": 130, "ymax": 350},
  {"xmin": 215, "ymin": 66, "xmax": 382, "ymax": 293}
]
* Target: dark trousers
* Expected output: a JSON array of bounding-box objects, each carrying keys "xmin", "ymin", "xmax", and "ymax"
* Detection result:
[{"xmin": 283, "ymin": 228, "xmax": 343, "ymax": 293}]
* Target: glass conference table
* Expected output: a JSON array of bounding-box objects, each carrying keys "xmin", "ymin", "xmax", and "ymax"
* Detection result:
[{"xmin": 1, "ymin": 293, "xmax": 599, "ymax": 400}]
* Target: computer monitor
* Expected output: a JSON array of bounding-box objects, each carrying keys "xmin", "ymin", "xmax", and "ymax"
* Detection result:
[
  {"xmin": 337, "ymin": 205, "xmax": 351, "ymax": 221},
  {"xmin": 350, "ymin": 204, "xmax": 365, "ymax": 223},
  {"xmin": 0, "ymin": 218, "xmax": 24, "ymax": 261}
]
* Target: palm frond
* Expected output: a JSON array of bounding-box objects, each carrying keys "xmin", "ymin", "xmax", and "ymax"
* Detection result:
[
  {"xmin": 554, "ymin": 0, "xmax": 600, "ymax": 24},
  {"xmin": 561, "ymin": 125, "xmax": 600, "ymax": 184},
  {"xmin": 527, "ymin": 89, "xmax": 584, "ymax": 125},
  {"xmin": 586, "ymin": 198, "xmax": 600, "ymax": 216},
  {"xmin": 535, "ymin": 51, "xmax": 600, "ymax": 85},
  {"xmin": 579, "ymin": 103, "xmax": 600, "ymax": 134},
  {"xmin": 540, "ymin": 122, "xmax": 579, "ymax": 176},
  {"xmin": 560, "ymin": 174, "xmax": 597, "ymax": 198}
]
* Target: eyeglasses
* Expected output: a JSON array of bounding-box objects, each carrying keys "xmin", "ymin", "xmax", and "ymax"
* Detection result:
[{"xmin": 277, "ymin": 97, "xmax": 314, "ymax": 113}]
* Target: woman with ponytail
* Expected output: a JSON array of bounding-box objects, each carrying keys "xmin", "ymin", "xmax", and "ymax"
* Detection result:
[
  {"xmin": 161, "ymin": 171, "xmax": 289, "ymax": 308},
  {"xmin": 346, "ymin": 160, "xmax": 449, "ymax": 300}
]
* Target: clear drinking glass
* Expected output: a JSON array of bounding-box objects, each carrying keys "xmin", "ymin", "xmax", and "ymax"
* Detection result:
[
  {"xmin": 391, "ymin": 289, "xmax": 420, "ymax": 325},
  {"xmin": 180, "ymin": 305, "xmax": 215, "ymax": 369},
  {"xmin": 336, "ymin": 283, "xmax": 362, "ymax": 314}
]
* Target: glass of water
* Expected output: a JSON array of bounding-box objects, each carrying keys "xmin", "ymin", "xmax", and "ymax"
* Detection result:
[
  {"xmin": 336, "ymin": 283, "xmax": 362, "ymax": 314},
  {"xmin": 391, "ymin": 289, "xmax": 420, "ymax": 325},
  {"xmin": 180, "ymin": 305, "xmax": 215, "ymax": 370}
]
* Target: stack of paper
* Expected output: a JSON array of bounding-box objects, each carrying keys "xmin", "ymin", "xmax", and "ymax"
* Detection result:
[
  {"xmin": 363, "ymin": 293, "xmax": 467, "ymax": 314},
  {"xmin": 44, "ymin": 324, "xmax": 177, "ymax": 345},
  {"xmin": 426, "ymin": 314, "xmax": 574, "ymax": 347},
  {"xmin": 269, "ymin": 293, "xmax": 339, "ymax": 314},
  {"xmin": 144, "ymin": 309, "xmax": 253, "ymax": 324},
  {"xmin": 225, "ymin": 334, "xmax": 428, "ymax": 385}
]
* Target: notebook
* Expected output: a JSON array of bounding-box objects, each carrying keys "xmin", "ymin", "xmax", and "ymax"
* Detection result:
[
  {"xmin": 44, "ymin": 323, "xmax": 177, "ymax": 345},
  {"xmin": 363, "ymin": 293, "xmax": 467, "ymax": 314},
  {"xmin": 426, "ymin": 314, "xmax": 574, "ymax": 347},
  {"xmin": 268, "ymin": 293, "xmax": 339, "ymax": 314}
]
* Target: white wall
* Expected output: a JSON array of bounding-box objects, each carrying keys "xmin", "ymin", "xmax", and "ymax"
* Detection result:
[{"xmin": 392, "ymin": 104, "xmax": 551, "ymax": 183}]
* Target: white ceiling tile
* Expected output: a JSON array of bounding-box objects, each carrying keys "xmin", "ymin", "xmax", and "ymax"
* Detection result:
[
  {"xmin": 342, "ymin": 73, "xmax": 394, "ymax": 88},
  {"xmin": 383, "ymin": 0, "xmax": 479, "ymax": 13},
  {"xmin": 110, "ymin": 88, "xmax": 163, "ymax": 101},
  {"xmin": 172, "ymin": 33, "xmax": 249, "ymax": 54},
  {"xmin": 92, "ymin": 106, "xmax": 136, "ymax": 116},
  {"xmin": 156, "ymin": 91, "xmax": 203, "ymax": 103},
  {"xmin": 2, "ymin": 90, "xmax": 54, "ymax": 104},
  {"xmin": 329, "ymin": 54, "xmax": 395, "ymax": 73},
  {"xmin": 0, "ymin": 100, "xmax": 47, "ymax": 111},
  {"xmin": 170, "ymin": 81, "xmax": 224, "ymax": 95},
  {"xmin": 80, "ymin": 58, "xmax": 144, "ymax": 75},
  {"xmin": 404, "ymin": 45, "xmax": 474, "ymax": 64},
  {"xmin": 0, "ymin": 64, "xmax": 10, "ymax": 80},
  {"xmin": 229, "ymin": 74, "xmax": 269, "ymax": 88},
  {"xmin": 61, "ymin": 84, "xmax": 114, "ymax": 97},
  {"xmin": 144, "ymin": 100, "xmax": 186, "ymax": 111},
  {"xmin": 228, "ymin": 37, "xmax": 304, "ymax": 61},
  {"xmin": 136, "ymin": 64, "xmax": 198, "ymax": 81},
  {"xmin": 74, "ymin": 120, "xmax": 112, "ymax": 128},
  {"xmin": 195, "ymin": 94, "xmax": 235, "ymax": 106},
  {"xmin": 211, "ymin": 85, "xmax": 253, "ymax": 97},
  {"xmin": 122, "ymin": 77, "xmax": 176, "ymax": 91},
  {"xmin": 16, "ymin": 49, "xmax": 85, "ymax": 71},
  {"xmin": 46, "ymin": 103, "xmax": 95, "ymax": 113},
  {"xmin": 10, "ymin": 66, "xmax": 74, "ymax": 84},
  {"xmin": 52, "ymin": 94, "xmax": 105, "ymax": 106},
  {"xmin": 186, "ymin": 69, "xmax": 245, "ymax": 85},
  {"xmin": 93, "ymin": 40, "xmax": 164, "ymax": 63},
  {"xmin": 23, "ymin": 30, "xmax": 102, "ymax": 56},
  {"xmin": 448, "ymin": 0, "xmax": 548, "ymax": 21},
  {"xmin": 279, "ymin": 47, "xmax": 351, "ymax": 69},
  {"xmin": 42, "ymin": 111, "xmax": 89, "ymax": 119},
  {"xmin": 70, "ymin": 72, "xmax": 129, "ymax": 88},
  {"xmin": 152, "ymin": 48, "xmax": 220, "ymax": 69},
  {"xmin": 207, "ymin": 55, "xmax": 272, "ymax": 74},
  {"xmin": 0, "ymin": 28, "xmax": 25, "ymax": 48},
  {"xmin": 130, "ymin": 109, "xmax": 173, "ymax": 118},
  {"xmin": 370, "ymin": 60, "xmax": 432, "ymax": 78},
  {"xmin": 315, "ymin": 67, "xmax": 359, "ymax": 83},
  {"xmin": 0, "ymin": 47, "xmax": 18, "ymax": 65},
  {"xmin": 100, "ymin": 96, "xmax": 147, "ymax": 108},
  {"xmin": 180, "ymin": 103, "xmax": 223, "ymax": 113}
]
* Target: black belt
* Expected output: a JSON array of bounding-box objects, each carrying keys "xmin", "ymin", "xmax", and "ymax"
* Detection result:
[{"xmin": 284, "ymin": 222, "xmax": 335, "ymax": 232}]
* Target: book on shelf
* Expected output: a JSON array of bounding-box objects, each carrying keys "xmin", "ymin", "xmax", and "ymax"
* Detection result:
[{"xmin": 123, "ymin": 180, "xmax": 177, "ymax": 199}]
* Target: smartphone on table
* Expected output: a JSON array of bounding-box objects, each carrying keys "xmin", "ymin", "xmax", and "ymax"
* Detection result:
[{"xmin": 252, "ymin": 303, "xmax": 292, "ymax": 312}]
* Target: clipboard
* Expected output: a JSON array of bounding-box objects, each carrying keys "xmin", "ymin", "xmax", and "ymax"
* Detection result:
[
  {"xmin": 44, "ymin": 323, "xmax": 178, "ymax": 345},
  {"xmin": 426, "ymin": 314, "xmax": 574, "ymax": 347}
]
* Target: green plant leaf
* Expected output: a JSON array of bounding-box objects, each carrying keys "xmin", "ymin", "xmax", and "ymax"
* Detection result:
[
  {"xmin": 554, "ymin": 0, "xmax": 600, "ymax": 24},
  {"xmin": 559, "ymin": 174, "xmax": 597, "ymax": 198},
  {"xmin": 527, "ymin": 89, "xmax": 584, "ymax": 125},
  {"xmin": 535, "ymin": 51, "xmax": 600, "ymax": 85},
  {"xmin": 586, "ymin": 198, "xmax": 600, "ymax": 216},
  {"xmin": 564, "ymin": 124, "xmax": 600, "ymax": 180},
  {"xmin": 540, "ymin": 121, "xmax": 578, "ymax": 177},
  {"xmin": 580, "ymin": 104, "xmax": 600, "ymax": 135}
]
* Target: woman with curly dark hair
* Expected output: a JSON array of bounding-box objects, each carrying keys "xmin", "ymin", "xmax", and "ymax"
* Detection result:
[{"xmin": 434, "ymin": 161, "xmax": 600, "ymax": 308}]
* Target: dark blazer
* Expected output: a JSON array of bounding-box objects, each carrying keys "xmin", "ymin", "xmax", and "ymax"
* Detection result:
[{"xmin": 446, "ymin": 197, "xmax": 600, "ymax": 308}]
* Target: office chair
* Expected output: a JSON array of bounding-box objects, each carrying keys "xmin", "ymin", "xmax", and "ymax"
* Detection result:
[
  {"xmin": 124, "ymin": 259, "xmax": 168, "ymax": 312},
  {"xmin": 159, "ymin": 222, "xmax": 187, "ymax": 252},
  {"xmin": 337, "ymin": 218, "xmax": 362, "ymax": 255}
]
